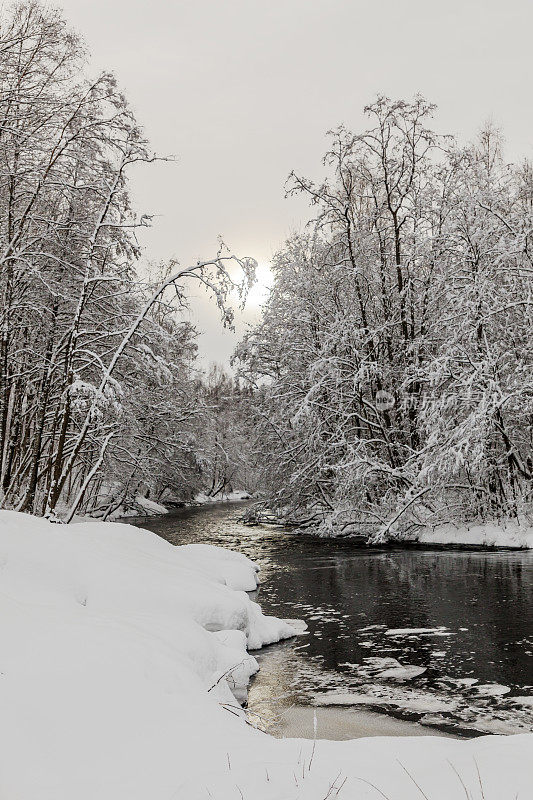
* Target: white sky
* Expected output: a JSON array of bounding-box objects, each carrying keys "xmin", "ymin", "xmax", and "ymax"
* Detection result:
[{"xmin": 59, "ymin": 0, "xmax": 533, "ymax": 366}]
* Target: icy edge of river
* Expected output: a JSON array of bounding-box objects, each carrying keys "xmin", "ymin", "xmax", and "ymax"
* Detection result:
[
  {"xmin": 246, "ymin": 507, "xmax": 533, "ymax": 549},
  {"xmin": 114, "ymin": 490, "xmax": 252, "ymax": 519}
]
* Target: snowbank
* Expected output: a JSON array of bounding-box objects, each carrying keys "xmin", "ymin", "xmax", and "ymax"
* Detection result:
[
  {"xmin": 194, "ymin": 489, "xmax": 251, "ymax": 504},
  {"xmin": 0, "ymin": 510, "xmax": 532, "ymax": 799},
  {"xmin": 412, "ymin": 520, "xmax": 533, "ymax": 549},
  {"xmin": 134, "ymin": 495, "xmax": 169, "ymax": 514},
  {"xmin": 114, "ymin": 489, "xmax": 251, "ymax": 519}
]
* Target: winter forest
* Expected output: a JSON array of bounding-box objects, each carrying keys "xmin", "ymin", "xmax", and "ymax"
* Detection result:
[
  {"xmin": 2, "ymin": 4, "xmax": 531, "ymax": 538},
  {"xmin": 1, "ymin": 2, "xmax": 532, "ymax": 799},
  {"xmin": 0, "ymin": 3, "xmax": 256, "ymax": 521},
  {"xmin": 240, "ymin": 104, "xmax": 533, "ymax": 540}
]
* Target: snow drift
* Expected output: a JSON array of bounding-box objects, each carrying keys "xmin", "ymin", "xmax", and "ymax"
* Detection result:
[
  {"xmin": 0, "ymin": 510, "xmax": 531, "ymax": 799},
  {"xmin": 413, "ymin": 519, "xmax": 533, "ymax": 549}
]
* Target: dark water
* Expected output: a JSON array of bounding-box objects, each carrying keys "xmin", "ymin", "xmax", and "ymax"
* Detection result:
[{"xmin": 131, "ymin": 502, "xmax": 533, "ymax": 737}]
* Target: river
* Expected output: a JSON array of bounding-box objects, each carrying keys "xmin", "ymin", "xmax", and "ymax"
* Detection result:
[{"xmin": 131, "ymin": 501, "xmax": 533, "ymax": 740}]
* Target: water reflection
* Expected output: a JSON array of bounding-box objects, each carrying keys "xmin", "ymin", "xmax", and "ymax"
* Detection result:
[{"xmin": 132, "ymin": 502, "xmax": 533, "ymax": 736}]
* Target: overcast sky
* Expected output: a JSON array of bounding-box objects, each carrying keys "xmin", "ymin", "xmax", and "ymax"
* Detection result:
[{"xmin": 59, "ymin": 0, "xmax": 533, "ymax": 366}]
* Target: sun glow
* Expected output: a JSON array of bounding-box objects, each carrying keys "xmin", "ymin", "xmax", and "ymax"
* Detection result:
[{"xmin": 244, "ymin": 260, "xmax": 273, "ymax": 311}]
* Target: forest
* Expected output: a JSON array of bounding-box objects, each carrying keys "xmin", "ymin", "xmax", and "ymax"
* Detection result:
[
  {"xmin": 238, "ymin": 100, "xmax": 533, "ymax": 539},
  {"xmin": 1, "ymin": 2, "xmax": 532, "ymax": 543},
  {"xmin": 0, "ymin": 2, "xmax": 254, "ymax": 521}
]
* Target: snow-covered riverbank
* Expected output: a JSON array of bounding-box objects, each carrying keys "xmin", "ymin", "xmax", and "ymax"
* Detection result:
[
  {"xmin": 410, "ymin": 520, "xmax": 533, "ymax": 549},
  {"xmin": 310, "ymin": 517, "xmax": 533, "ymax": 549},
  {"xmin": 120, "ymin": 490, "xmax": 251, "ymax": 517},
  {"xmin": 1, "ymin": 510, "xmax": 531, "ymax": 799}
]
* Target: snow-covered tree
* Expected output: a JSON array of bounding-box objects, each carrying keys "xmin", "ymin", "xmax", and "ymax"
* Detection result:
[
  {"xmin": 0, "ymin": 2, "xmax": 255, "ymax": 519},
  {"xmin": 237, "ymin": 98, "xmax": 533, "ymax": 538}
]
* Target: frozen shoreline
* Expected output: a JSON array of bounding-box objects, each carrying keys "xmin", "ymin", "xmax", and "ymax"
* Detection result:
[
  {"xmin": 408, "ymin": 520, "xmax": 533, "ymax": 550},
  {"xmin": 117, "ymin": 489, "xmax": 252, "ymax": 518},
  {"xmin": 124, "ymin": 497, "xmax": 533, "ymax": 550},
  {"xmin": 0, "ymin": 510, "xmax": 532, "ymax": 798},
  {"xmin": 306, "ymin": 517, "xmax": 533, "ymax": 550},
  {"xmin": 243, "ymin": 503, "xmax": 533, "ymax": 549}
]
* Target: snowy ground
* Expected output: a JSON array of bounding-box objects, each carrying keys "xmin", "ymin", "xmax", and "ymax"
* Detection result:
[
  {"xmin": 409, "ymin": 520, "xmax": 533, "ymax": 549},
  {"xmin": 0, "ymin": 511, "xmax": 532, "ymax": 799}
]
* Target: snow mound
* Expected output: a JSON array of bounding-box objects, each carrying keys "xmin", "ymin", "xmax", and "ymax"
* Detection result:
[
  {"xmin": 180, "ymin": 542, "xmax": 260, "ymax": 591},
  {"xmin": 415, "ymin": 520, "xmax": 533, "ymax": 549},
  {"xmin": 1, "ymin": 510, "xmax": 532, "ymax": 799},
  {"xmin": 134, "ymin": 495, "xmax": 169, "ymax": 514},
  {"xmin": 0, "ymin": 510, "xmax": 295, "ymax": 798}
]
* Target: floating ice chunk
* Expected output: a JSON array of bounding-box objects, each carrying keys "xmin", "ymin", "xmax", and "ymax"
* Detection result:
[
  {"xmin": 313, "ymin": 692, "xmax": 384, "ymax": 707},
  {"xmin": 389, "ymin": 695, "xmax": 458, "ymax": 713},
  {"xmin": 449, "ymin": 677, "xmax": 478, "ymax": 687},
  {"xmin": 313, "ymin": 690, "xmax": 456, "ymax": 714},
  {"xmin": 385, "ymin": 626, "xmax": 452, "ymax": 637},
  {"xmin": 358, "ymin": 624, "xmax": 387, "ymax": 632},
  {"xmin": 475, "ymin": 684, "xmax": 511, "ymax": 697},
  {"xmin": 363, "ymin": 657, "xmax": 402, "ymax": 670},
  {"xmin": 377, "ymin": 664, "xmax": 427, "ymax": 681},
  {"xmin": 509, "ymin": 696, "xmax": 533, "ymax": 708}
]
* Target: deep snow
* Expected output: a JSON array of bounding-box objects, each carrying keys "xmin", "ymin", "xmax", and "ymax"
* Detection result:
[
  {"xmin": 410, "ymin": 520, "xmax": 533, "ymax": 549},
  {"xmin": 0, "ymin": 511, "xmax": 532, "ymax": 799}
]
